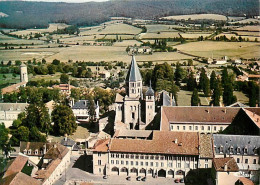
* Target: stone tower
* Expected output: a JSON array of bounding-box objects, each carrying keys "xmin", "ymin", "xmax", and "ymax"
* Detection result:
[
  {"xmin": 20, "ymin": 63, "xmax": 28, "ymax": 83},
  {"xmin": 124, "ymin": 55, "xmax": 142, "ymax": 129},
  {"xmin": 145, "ymin": 82, "xmax": 155, "ymax": 125}
]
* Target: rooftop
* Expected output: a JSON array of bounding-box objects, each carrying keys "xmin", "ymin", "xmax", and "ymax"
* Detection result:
[
  {"xmin": 126, "ymin": 55, "xmax": 142, "ymax": 82},
  {"xmin": 199, "ymin": 133, "xmax": 213, "ymax": 158},
  {"xmin": 0, "ymin": 172, "xmax": 41, "ymax": 185},
  {"xmin": 114, "ymin": 130, "xmax": 152, "ymax": 139},
  {"xmin": 3, "ymin": 155, "xmax": 28, "ymax": 178},
  {"xmin": 243, "ymin": 108, "xmax": 260, "ymax": 128},
  {"xmin": 237, "ymin": 177, "xmax": 254, "ymax": 185},
  {"xmin": 213, "ymin": 157, "xmax": 239, "ymax": 172},
  {"xmin": 1, "ymin": 81, "xmax": 27, "ymax": 95}
]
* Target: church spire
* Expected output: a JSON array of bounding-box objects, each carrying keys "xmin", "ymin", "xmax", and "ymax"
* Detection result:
[{"xmin": 126, "ymin": 55, "xmax": 142, "ymax": 82}]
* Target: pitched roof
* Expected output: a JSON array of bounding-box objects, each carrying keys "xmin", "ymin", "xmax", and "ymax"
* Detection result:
[
  {"xmin": 160, "ymin": 106, "xmax": 240, "ymax": 131},
  {"xmin": 43, "ymin": 144, "xmax": 69, "ymax": 160},
  {"xmin": 115, "ymin": 93, "xmax": 124, "ymax": 103},
  {"xmin": 0, "ymin": 103, "xmax": 28, "ymax": 111},
  {"xmin": 213, "ymin": 157, "xmax": 239, "ymax": 172},
  {"xmin": 114, "ymin": 130, "xmax": 152, "ymax": 139},
  {"xmin": 109, "ymin": 131, "xmax": 199, "ymax": 155},
  {"xmin": 238, "ymin": 177, "xmax": 255, "ymax": 185},
  {"xmin": 199, "ymin": 133, "xmax": 213, "ymax": 158},
  {"xmin": 60, "ymin": 137, "xmax": 76, "ymax": 146},
  {"xmin": 35, "ymin": 159, "xmax": 61, "ymax": 181},
  {"xmin": 243, "ymin": 109, "xmax": 260, "ymax": 128},
  {"xmin": 228, "ymin": 102, "xmax": 248, "ymax": 108},
  {"xmin": 3, "ymin": 155, "xmax": 28, "ymax": 178},
  {"xmin": 92, "ymin": 139, "xmax": 110, "ymax": 152},
  {"xmin": 213, "ymin": 134, "xmax": 260, "ymax": 155},
  {"xmin": 126, "ymin": 55, "xmax": 142, "ymax": 82},
  {"xmin": 0, "ymin": 172, "xmax": 41, "ymax": 185},
  {"xmin": 1, "ymin": 81, "xmax": 27, "ymax": 94}
]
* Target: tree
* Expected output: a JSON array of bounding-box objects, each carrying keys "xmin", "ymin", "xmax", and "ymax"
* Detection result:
[
  {"xmin": 174, "ymin": 63, "xmax": 183, "ymax": 86},
  {"xmin": 88, "ymin": 97, "xmax": 96, "ymax": 125},
  {"xmin": 199, "ymin": 68, "xmax": 210, "ymax": 96},
  {"xmin": 223, "ymin": 81, "xmax": 237, "ymax": 106},
  {"xmin": 211, "ymin": 80, "xmax": 221, "ymax": 106},
  {"xmin": 52, "ymin": 105, "xmax": 77, "ymax": 135},
  {"xmin": 248, "ymin": 81, "xmax": 257, "ymax": 107},
  {"xmin": 221, "ymin": 68, "xmax": 229, "ymax": 87},
  {"xmin": 191, "ymin": 89, "xmax": 200, "ymax": 106},
  {"xmin": 187, "ymin": 72, "xmax": 197, "ymax": 91},
  {"xmin": 23, "ymin": 103, "xmax": 51, "ymax": 136},
  {"xmin": 203, "ymin": 77, "xmax": 210, "ymax": 97},
  {"xmin": 42, "ymin": 58, "xmax": 47, "ymax": 64},
  {"xmin": 60, "ymin": 73, "xmax": 69, "ymax": 84},
  {"xmin": 0, "ymin": 123, "xmax": 9, "ymax": 152},
  {"xmin": 210, "ymin": 71, "xmax": 216, "ymax": 90}
]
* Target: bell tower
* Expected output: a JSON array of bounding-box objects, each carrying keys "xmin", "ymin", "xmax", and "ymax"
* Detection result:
[
  {"xmin": 145, "ymin": 81, "xmax": 155, "ymax": 125},
  {"xmin": 20, "ymin": 63, "xmax": 28, "ymax": 83}
]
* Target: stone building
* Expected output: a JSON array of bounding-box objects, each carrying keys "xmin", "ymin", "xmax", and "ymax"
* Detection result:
[
  {"xmin": 92, "ymin": 130, "xmax": 212, "ymax": 179},
  {"xmin": 213, "ymin": 134, "xmax": 260, "ymax": 183},
  {"xmin": 114, "ymin": 56, "xmax": 155, "ymax": 130}
]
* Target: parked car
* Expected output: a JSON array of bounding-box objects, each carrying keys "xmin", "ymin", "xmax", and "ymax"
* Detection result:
[
  {"xmin": 141, "ymin": 177, "xmax": 146, "ymax": 181},
  {"xmin": 103, "ymin": 175, "xmax": 108, "ymax": 179},
  {"xmin": 136, "ymin": 176, "xmax": 142, "ymax": 181},
  {"xmin": 180, "ymin": 178, "xmax": 184, "ymax": 183},
  {"xmin": 126, "ymin": 176, "xmax": 131, "ymax": 181},
  {"xmin": 174, "ymin": 179, "xmax": 180, "ymax": 183}
]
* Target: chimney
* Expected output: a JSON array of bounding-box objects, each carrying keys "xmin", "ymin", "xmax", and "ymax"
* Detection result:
[
  {"xmin": 64, "ymin": 134, "xmax": 68, "ymax": 141},
  {"xmin": 224, "ymin": 163, "xmax": 228, "ymax": 171},
  {"xmin": 175, "ymin": 139, "xmax": 178, "ymax": 143},
  {"xmin": 178, "ymin": 142, "xmax": 183, "ymax": 146}
]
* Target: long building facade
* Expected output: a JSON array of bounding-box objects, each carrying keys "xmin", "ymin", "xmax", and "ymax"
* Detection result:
[{"xmin": 93, "ymin": 130, "xmax": 212, "ymax": 179}]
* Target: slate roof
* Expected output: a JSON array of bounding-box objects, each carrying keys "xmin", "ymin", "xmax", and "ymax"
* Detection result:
[
  {"xmin": 72, "ymin": 100, "xmax": 97, "ymax": 109},
  {"xmin": 162, "ymin": 91, "xmax": 176, "ymax": 106},
  {"xmin": 213, "ymin": 157, "xmax": 239, "ymax": 172},
  {"xmin": 213, "ymin": 134, "xmax": 260, "ymax": 155},
  {"xmin": 60, "ymin": 137, "xmax": 76, "ymax": 147},
  {"xmin": 145, "ymin": 86, "xmax": 154, "ymax": 96},
  {"xmin": 115, "ymin": 130, "xmax": 152, "ymax": 139},
  {"xmin": 126, "ymin": 55, "xmax": 142, "ymax": 82}
]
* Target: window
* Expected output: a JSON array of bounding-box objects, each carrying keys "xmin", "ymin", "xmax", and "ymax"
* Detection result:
[
  {"xmin": 195, "ymin": 126, "xmax": 198, "ymax": 130},
  {"xmin": 136, "ymin": 161, "xmax": 138, "ymax": 166},
  {"xmin": 183, "ymin": 126, "xmax": 186, "ymax": 130},
  {"xmin": 237, "ymin": 158, "xmax": 240, "ymax": 163},
  {"xmin": 131, "ymin": 161, "xmax": 133, "ymax": 165},
  {"xmin": 253, "ymin": 159, "xmax": 256, "ymax": 164},
  {"xmin": 132, "ymin": 113, "xmax": 135, "ymax": 119},
  {"xmin": 121, "ymin": 161, "xmax": 124, "ymax": 165},
  {"xmin": 130, "ymin": 154, "xmax": 134, "ymax": 159},
  {"xmin": 208, "ymin": 126, "xmax": 210, "ymax": 131},
  {"xmin": 237, "ymin": 147, "xmax": 241, "ymax": 154},
  {"xmin": 177, "ymin": 126, "xmax": 180, "ymax": 130},
  {"xmin": 135, "ymin": 155, "xmax": 139, "ymax": 159},
  {"xmin": 156, "ymin": 162, "xmax": 158, "ymax": 167},
  {"xmin": 244, "ymin": 148, "xmax": 248, "ymax": 154},
  {"xmin": 230, "ymin": 147, "xmax": 234, "ymax": 154},
  {"xmin": 126, "ymin": 154, "xmax": 129, "ymax": 158},
  {"xmin": 189, "ymin": 126, "xmax": 192, "ymax": 130},
  {"xmin": 205, "ymin": 164, "xmax": 208, "ymax": 168},
  {"xmin": 214, "ymin": 126, "xmax": 216, "ymax": 131},
  {"xmin": 168, "ymin": 162, "xmax": 173, "ymax": 167},
  {"xmin": 145, "ymin": 156, "xmax": 149, "ymax": 159},
  {"xmin": 201, "ymin": 126, "xmax": 204, "ymax": 130},
  {"xmin": 220, "ymin": 127, "xmax": 223, "ymax": 130},
  {"xmin": 185, "ymin": 163, "xmax": 190, "ymax": 168},
  {"xmin": 245, "ymin": 159, "xmax": 248, "ymax": 164},
  {"xmin": 99, "ymin": 168, "xmax": 101, "ymax": 173},
  {"xmin": 171, "ymin": 125, "xmax": 174, "ymax": 130},
  {"xmin": 140, "ymin": 155, "xmax": 144, "ymax": 159},
  {"xmin": 220, "ymin": 146, "xmax": 223, "ymax": 153},
  {"xmin": 130, "ymin": 106, "xmax": 133, "ymax": 111},
  {"xmin": 116, "ymin": 160, "xmax": 119, "ymax": 164},
  {"xmin": 98, "ymin": 153, "xmax": 101, "ymax": 157},
  {"xmin": 111, "ymin": 160, "xmax": 114, "ymax": 164},
  {"xmin": 35, "ymin": 150, "xmax": 38, "ymax": 155},
  {"xmin": 121, "ymin": 154, "xmax": 124, "ymax": 158},
  {"xmin": 28, "ymin": 150, "xmax": 31, "ymax": 155},
  {"xmin": 205, "ymin": 159, "xmax": 208, "ymax": 163},
  {"xmin": 146, "ymin": 162, "xmax": 148, "ymax": 166},
  {"xmin": 160, "ymin": 156, "xmax": 164, "ymax": 160},
  {"xmin": 141, "ymin": 162, "xmax": 143, "ymax": 166},
  {"xmin": 178, "ymin": 163, "xmax": 181, "ymax": 168},
  {"xmin": 126, "ymin": 161, "xmax": 128, "ymax": 165},
  {"xmin": 116, "ymin": 154, "xmax": 119, "ymax": 158},
  {"xmin": 150, "ymin": 156, "xmax": 154, "ymax": 160},
  {"xmin": 150, "ymin": 162, "xmax": 153, "ymax": 166},
  {"xmin": 98, "ymin": 160, "xmax": 101, "ymax": 165}
]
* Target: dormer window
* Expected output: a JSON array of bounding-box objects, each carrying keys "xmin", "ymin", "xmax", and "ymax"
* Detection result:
[
  {"xmin": 35, "ymin": 149, "xmax": 38, "ymax": 155},
  {"xmin": 237, "ymin": 147, "xmax": 241, "ymax": 154},
  {"xmin": 244, "ymin": 148, "xmax": 248, "ymax": 154},
  {"xmin": 230, "ymin": 146, "xmax": 233, "ymax": 154},
  {"xmin": 220, "ymin": 146, "xmax": 223, "ymax": 154},
  {"xmin": 23, "ymin": 149, "xmax": 27, "ymax": 154},
  {"xmin": 28, "ymin": 149, "xmax": 31, "ymax": 155},
  {"xmin": 253, "ymin": 147, "xmax": 257, "ymax": 155}
]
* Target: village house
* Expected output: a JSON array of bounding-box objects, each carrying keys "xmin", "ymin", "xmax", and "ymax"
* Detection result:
[
  {"xmin": 52, "ymin": 84, "xmax": 75, "ymax": 95},
  {"xmin": 0, "ymin": 103, "xmax": 28, "ymax": 128},
  {"xmin": 213, "ymin": 134, "xmax": 260, "ymax": 183},
  {"xmin": 92, "ymin": 130, "xmax": 212, "ymax": 179},
  {"xmin": 71, "ymin": 99, "xmax": 99, "ymax": 123},
  {"xmin": 19, "ymin": 141, "xmax": 70, "ymax": 185}
]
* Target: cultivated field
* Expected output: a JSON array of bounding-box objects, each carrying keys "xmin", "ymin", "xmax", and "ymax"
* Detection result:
[
  {"xmin": 145, "ymin": 25, "xmax": 179, "ymax": 33},
  {"xmin": 175, "ymin": 41, "xmax": 260, "ymax": 59},
  {"xmin": 80, "ymin": 23, "xmax": 141, "ymax": 35},
  {"xmin": 235, "ymin": 26, "xmax": 260, "ymax": 32},
  {"xmin": 230, "ymin": 19, "xmax": 260, "ymax": 24},
  {"xmin": 139, "ymin": 32, "xmax": 180, "ymax": 39},
  {"xmin": 180, "ymin": 33, "xmax": 212, "ymax": 39},
  {"xmin": 161, "ymin": 14, "xmax": 227, "ymax": 21},
  {"xmin": 215, "ymin": 33, "xmax": 259, "ymax": 42},
  {"xmin": 0, "ymin": 33, "xmax": 45, "ymax": 45},
  {"xmin": 9, "ymin": 23, "xmax": 70, "ymax": 36}
]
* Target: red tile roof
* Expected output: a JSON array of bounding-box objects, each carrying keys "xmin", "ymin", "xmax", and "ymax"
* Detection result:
[
  {"xmin": 243, "ymin": 109, "xmax": 260, "ymax": 128},
  {"xmin": 3, "ymin": 155, "xmax": 28, "ymax": 178},
  {"xmin": 213, "ymin": 157, "xmax": 239, "ymax": 172},
  {"xmin": 1, "ymin": 82, "xmax": 26, "ymax": 94},
  {"xmin": 0, "ymin": 172, "xmax": 41, "ymax": 185},
  {"xmin": 92, "ymin": 139, "xmax": 109, "ymax": 152},
  {"xmin": 94, "ymin": 131, "xmax": 199, "ymax": 155},
  {"xmin": 161, "ymin": 106, "xmax": 241, "ymax": 131},
  {"xmin": 238, "ymin": 177, "xmax": 254, "ymax": 185}
]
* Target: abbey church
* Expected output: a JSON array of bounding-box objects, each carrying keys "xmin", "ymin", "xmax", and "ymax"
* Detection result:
[{"xmin": 114, "ymin": 56, "xmax": 155, "ymax": 130}]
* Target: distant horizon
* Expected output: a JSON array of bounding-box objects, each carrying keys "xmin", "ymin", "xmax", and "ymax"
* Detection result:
[{"xmin": 0, "ymin": 0, "xmax": 110, "ymax": 3}]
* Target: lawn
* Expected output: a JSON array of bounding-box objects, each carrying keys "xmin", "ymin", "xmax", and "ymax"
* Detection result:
[
  {"xmin": 145, "ymin": 24, "xmax": 179, "ymax": 33},
  {"xmin": 233, "ymin": 91, "xmax": 249, "ymax": 105},
  {"xmin": 177, "ymin": 89, "xmax": 210, "ymax": 106},
  {"xmin": 0, "ymin": 33, "xmax": 45, "ymax": 45},
  {"xmin": 139, "ymin": 32, "xmax": 180, "ymax": 39}
]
